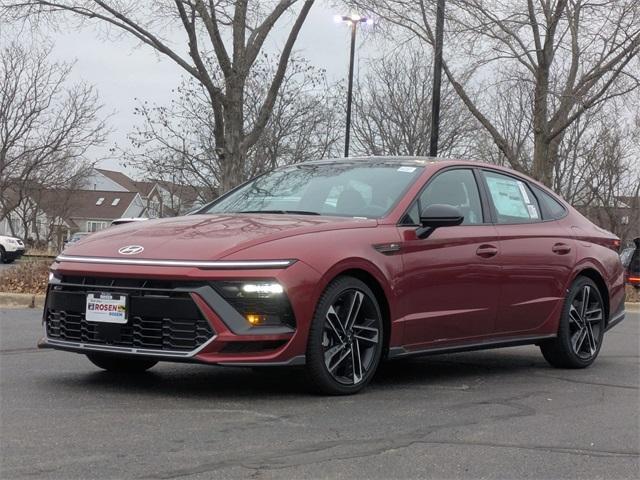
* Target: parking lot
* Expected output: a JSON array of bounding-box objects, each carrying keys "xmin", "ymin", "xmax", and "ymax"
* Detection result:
[
  {"xmin": 0, "ymin": 259, "xmax": 21, "ymax": 272},
  {"xmin": 1, "ymin": 307, "xmax": 638, "ymax": 479}
]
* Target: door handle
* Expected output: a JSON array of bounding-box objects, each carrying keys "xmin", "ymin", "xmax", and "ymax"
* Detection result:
[
  {"xmin": 476, "ymin": 244, "xmax": 498, "ymax": 258},
  {"xmin": 552, "ymin": 243, "xmax": 572, "ymax": 255}
]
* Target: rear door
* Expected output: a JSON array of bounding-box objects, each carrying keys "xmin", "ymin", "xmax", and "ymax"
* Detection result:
[
  {"xmin": 398, "ymin": 168, "xmax": 501, "ymax": 348},
  {"xmin": 480, "ymin": 170, "xmax": 576, "ymax": 335}
]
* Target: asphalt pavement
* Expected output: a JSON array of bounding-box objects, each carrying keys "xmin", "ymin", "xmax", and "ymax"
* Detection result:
[
  {"xmin": 1, "ymin": 307, "xmax": 638, "ymax": 479},
  {"xmin": 0, "ymin": 259, "xmax": 21, "ymax": 272}
]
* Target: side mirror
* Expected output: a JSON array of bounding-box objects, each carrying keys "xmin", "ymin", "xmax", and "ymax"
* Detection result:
[{"xmin": 416, "ymin": 204, "xmax": 464, "ymax": 239}]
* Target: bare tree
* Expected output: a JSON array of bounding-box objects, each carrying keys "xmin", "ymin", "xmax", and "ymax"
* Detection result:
[
  {"xmin": 0, "ymin": 42, "xmax": 103, "ymax": 234},
  {"xmin": 126, "ymin": 53, "xmax": 342, "ymax": 199},
  {"xmin": 348, "ymin": 0, "xmax": 640, "ymax": 186},
  {"xmin": 573, "ymin": 103, "xmax": 640, "ymax": 243},
  {"xmin": 2, "ymin": 0, "xmax": 316, "ymax": 192},
  {"xmin": 244, "ymin": 55, "xmax": 343, "ymax": 175},
  {"xmin": 350, "ymin": 46, "xmax": 476, "ymax": 157}
]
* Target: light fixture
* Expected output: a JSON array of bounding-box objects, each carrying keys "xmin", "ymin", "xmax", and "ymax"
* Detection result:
[
  {"xmin": 246, "ymin": 314, "xmax": 268, "ymax": 326},
  {"xmin": 241, "ymin": 283, "xmax": 284, "ymax": 295},
  {"xmin": 48, "ymin": 271, "xmax": 62, "ymax": 284}
]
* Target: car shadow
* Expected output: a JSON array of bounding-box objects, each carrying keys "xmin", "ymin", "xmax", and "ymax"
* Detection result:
[{"xmin": 41, "ymin": 348, "xmax": 550, "ymax": 399}]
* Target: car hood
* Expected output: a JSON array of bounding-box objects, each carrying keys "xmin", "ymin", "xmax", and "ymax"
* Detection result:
[{"xmin": 62, "ymin": 214, "xmax": 377, "ymax": 261}]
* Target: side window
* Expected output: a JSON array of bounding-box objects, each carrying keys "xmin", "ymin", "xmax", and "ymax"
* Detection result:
[
  {"xmin": 417, "ymin": 169, "xmax": 483, "ymax": 225},
  {"xmin": 531, "ymin": 185, "xmax": 566, "ymax": 220},
  {"xmin": 483, "ymin": 171, "xmax": 541, "ymax": 224}
]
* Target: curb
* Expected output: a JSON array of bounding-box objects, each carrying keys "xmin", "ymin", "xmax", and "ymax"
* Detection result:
[
  {"xmin": 0, "ymin": 292, "xmax": 46, "ymax": 309},
  {"xmin": 625, "ymin": 302, "xmax": 640, "ymax": 312}
]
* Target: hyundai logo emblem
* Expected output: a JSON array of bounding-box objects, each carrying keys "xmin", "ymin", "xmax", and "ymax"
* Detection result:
[{"xmin": 118, "ymin": 245, "xmax": 144, "ymax": 255}]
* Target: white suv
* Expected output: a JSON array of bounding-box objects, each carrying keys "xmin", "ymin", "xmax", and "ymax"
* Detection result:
[{"xmin": 0, "ymin": 235, "xmax": 25, "ymax": 264}]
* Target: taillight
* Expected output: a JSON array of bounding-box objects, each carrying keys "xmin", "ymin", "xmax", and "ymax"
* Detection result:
[
  {"xmin": 611, "ymin": 238, "xmax": 620, "ymax": 252},
  {"xmin": 628, "ymin": 276, "xmax": 640, "ymax": 286},
  {"xmin": 609, "ymin": 238, "xmax": 621, "ymax": 253}
]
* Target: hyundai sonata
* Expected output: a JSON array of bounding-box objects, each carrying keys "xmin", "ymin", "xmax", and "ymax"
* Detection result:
[{"xmin": 40, "ymin": 158, "xmax": 626, "ymax": 394}]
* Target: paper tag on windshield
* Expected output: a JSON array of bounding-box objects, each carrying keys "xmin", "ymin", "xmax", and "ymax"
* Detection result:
[{"xmin": 397, "ymin": 166, "xmax": 416, "ymax": 173}]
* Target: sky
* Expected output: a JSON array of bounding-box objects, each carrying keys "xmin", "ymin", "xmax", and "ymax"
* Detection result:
[{"xmin": 23, "ymin": 3, "xmax": 381, "ymax": 174}]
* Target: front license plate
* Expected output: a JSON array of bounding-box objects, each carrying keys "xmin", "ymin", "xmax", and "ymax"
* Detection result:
[{"xmin": 86, "ymin": 293, "xmax": 128, "ymax": 324}]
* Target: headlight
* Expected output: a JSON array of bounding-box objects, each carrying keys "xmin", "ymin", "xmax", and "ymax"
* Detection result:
[
  {"xmin": 241, "ymin": 283, "xmax": 284, "ymax": 295},
  {"xmin": 48, "ymin": 272, "xmax": 62, "ymax": 284},
  {"xmin": 213, "ymin": 281, "xmax": 295, "ymax": 328}
]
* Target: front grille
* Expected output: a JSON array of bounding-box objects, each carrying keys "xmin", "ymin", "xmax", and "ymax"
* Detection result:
[{"xmin": 45, "ymin": 277, "xmax": 214, "ymax": 352}]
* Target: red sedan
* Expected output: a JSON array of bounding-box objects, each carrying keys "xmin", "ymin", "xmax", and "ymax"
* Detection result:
[{"xmin": 41, "ymin": 158, "xmax": 626, "ymax": 394}]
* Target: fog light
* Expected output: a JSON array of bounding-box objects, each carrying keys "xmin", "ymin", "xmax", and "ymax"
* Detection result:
[
  {"xmin": 241, "ymin": 283, "xmax": 284, "ymax": 295},
  {"xmin": 246, "ymin": 314, "xmax": 268, "ymax": 326}
]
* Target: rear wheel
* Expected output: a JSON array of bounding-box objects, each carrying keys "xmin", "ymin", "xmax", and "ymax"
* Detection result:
[
  {"xmin": 0, "ymin": 246, "xmax": 6, "ymax": 263},
  {"xmin": 540, "ymin": 277, "xmax": 606, "ymax": 368},
  {"xmin": 86, "ymin": 353, "xmax": 158, "ymax": 373},
  {"xmin": 306, "ymin": 276, "xmax": 384, "ymax": 395}
]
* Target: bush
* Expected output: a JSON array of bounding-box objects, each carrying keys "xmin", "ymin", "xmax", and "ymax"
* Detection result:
[{"xmin": 0, "ymin": 260, "xmax": 50, "ymax": 294}]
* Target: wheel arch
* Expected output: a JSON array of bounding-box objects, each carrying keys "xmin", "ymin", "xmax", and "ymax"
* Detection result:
[
  {"xmin": 317, "ymin": 260, "xmax": 395, "ymax": 358},
  {"xmin": 573, "ymin": 268, "xmax": 610, "ymax": 323},
  {"xmin": 338, "ymin": 268, "xmax": 392, "ymax": 357}
]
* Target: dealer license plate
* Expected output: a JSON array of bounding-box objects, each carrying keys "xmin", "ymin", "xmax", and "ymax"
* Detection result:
[{"xmin": 85, "ymin": 292, "xmax": 128, "ymax": 324}]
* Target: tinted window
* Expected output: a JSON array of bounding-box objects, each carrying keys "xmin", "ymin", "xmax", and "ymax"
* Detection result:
[
  {"xmin": 412, "ymin": 169, "xmax": 483, "ymax": 225},
  {"xmin": 620, "ymin": 247, "xmax": 634, "ymax": 268},
  {"xmin": 483, "ymin": 171, "xmax": 541, "ymax": 224},
  {"xmin": 531, "ymin": 185, "xmax": 566, "ymax": 220},
  {"xmin": 204, "ymin": 163, "xmax": 422, "ymax": 218}
]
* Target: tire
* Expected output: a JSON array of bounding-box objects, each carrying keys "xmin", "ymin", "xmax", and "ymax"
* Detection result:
[
  {"xmin": 0, "ymin": 246, "xmax": 5, "ymax": 264},
  {"xmin": 86, "ymin": 353, "xmax": 158, "ymax": 373},
  {"xmin": 540, "ymin": 277, "xmax": 606, "ymax": 368},
  {"xmin": 306, "ymin": 276, "xmax": 384, "ymax": 395}
]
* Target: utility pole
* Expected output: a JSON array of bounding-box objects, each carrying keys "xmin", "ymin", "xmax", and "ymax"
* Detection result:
[{"xmin": 429, "ymin": 0, "xmax": 446, "ymax": 157}]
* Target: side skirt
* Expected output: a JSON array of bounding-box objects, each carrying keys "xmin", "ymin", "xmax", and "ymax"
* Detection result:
[
  {"xmin": 387, "ymin": 334, "xmax": 557, "ymax": 360},
  {"xmin": 605, "ymin": 309, "xmax": 625, "ymax": 332}
]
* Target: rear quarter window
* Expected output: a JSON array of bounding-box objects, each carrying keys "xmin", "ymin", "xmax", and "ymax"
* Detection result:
[{"xmin": 531, "ymin": 185, "xmax": 567, "ymax": 220}]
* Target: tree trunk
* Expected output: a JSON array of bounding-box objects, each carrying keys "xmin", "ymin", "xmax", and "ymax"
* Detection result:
[{"xmin": 220, "ymin": 82, "xmax": 246, "ymax": 192}]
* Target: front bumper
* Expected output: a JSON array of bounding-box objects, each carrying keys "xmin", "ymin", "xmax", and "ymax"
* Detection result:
[{"xmin": 40, "ymin": 260, "xmax": 320, "ymax": 366}]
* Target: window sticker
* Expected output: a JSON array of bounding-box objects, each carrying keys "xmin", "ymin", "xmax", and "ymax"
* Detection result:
[
  {"xmin": 397, "ymin": 166, "xmax": 416, "ymax": 173},
  {"xmin": 527, "ymin": 204, "xmax": 539, "ymax": 219},
  {"xmin": 486, "ymin": 176, "xmax": 530, "ymax": 218},
  {"xmin": 518, "ymin": 181, "xmax": 531, "ymax": 204}
]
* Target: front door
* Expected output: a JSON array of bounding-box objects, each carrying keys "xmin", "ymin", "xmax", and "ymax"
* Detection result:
[{"xmin": 397, "ymin": 168, "xmax": 501, "ymax": 349}]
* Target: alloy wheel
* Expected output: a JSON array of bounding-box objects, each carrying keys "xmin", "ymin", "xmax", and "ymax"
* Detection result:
[
  {"xmin": 568, "ymin": 284, "xmax": 603, "ymax": 360},
  {"xmin": 321, "ymin": 289, "xmax": 381, "ymax": 385}
]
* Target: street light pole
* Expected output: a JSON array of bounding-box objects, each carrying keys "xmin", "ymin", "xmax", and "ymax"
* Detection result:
[
  {"xmin": 429, "ymin": 0, "xmax": 446, "ymax": 157},
  {"xmin": 335, "ymin": 14, "xmax": 371, "ymax": 158},
  {"xmin": 344, "ymin": 21, "xmax": 357, "ymax": 158}
]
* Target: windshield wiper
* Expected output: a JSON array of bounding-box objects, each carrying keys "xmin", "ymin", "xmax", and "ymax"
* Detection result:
[{"xmin": 236, "ymin": 209, "xmax": 321, "ymax": 216}]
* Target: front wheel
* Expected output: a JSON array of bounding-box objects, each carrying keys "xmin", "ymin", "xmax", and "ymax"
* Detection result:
[
  {"xmin": 306, "ymin": 276, "xmax": 384, "ymax": 395},
  {"xmin": 86, "ymin": 353, "xmax": 158, "ymax": 373},
  {"xmin": 540, "ymin": 277, "xmax": 606, "ymax": 368}
]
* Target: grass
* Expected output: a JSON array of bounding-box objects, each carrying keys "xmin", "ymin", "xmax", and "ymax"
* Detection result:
[{"xmin": 0, "ymin": 259, "xmax": 50, "ymax": 295}]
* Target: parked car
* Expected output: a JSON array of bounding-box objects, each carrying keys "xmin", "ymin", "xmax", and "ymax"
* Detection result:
[
  {"xmin": 40, "ymin": 157, "xmax": 626, "ymax": 394},
  {"xmin": 110, "ymin": 217, "xmax": 149, "ymax": 227},
  {"xmin": 621, "ymin": 238, "xmax": 640, "ymax": 288},
  {"xmin": 0, "ymin": 235, "xmax": 25, "ymax": 264}
]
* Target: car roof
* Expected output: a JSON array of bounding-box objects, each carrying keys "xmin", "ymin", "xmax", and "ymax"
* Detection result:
[
  {"xmin": 294, "ymin": 156, "xmax": 440, "ymax": 167},
  {"xmin": 292, "ymin": 156, "xmax": 551, "ymax": 191}
]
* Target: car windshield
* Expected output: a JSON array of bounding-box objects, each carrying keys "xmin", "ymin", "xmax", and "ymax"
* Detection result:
[{"xmin": 204, "ymin": 162, "xmax": 423, "ymax": 218}]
